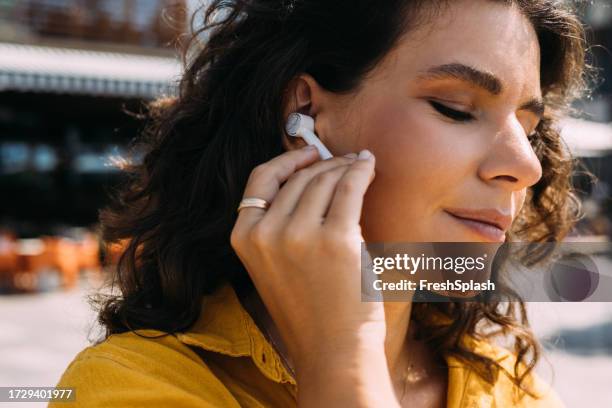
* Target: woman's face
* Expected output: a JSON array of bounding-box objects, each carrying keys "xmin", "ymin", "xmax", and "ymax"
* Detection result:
[{"xmin": 289, "ymin": 0, "xmax": 544, "ymax": 243}]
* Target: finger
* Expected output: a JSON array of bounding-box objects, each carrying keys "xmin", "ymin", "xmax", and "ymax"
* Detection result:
[
  {"xmin": 265, "ymin": 154, "xmax": 358, "ymax": 221},
  {"xmin": 291, "ymin": 164, "xmax": 353, "ymax": 225},
  {"xmin": 237, "ymin": 146, "xmax": 320, "ymax": 231},
  {"xmin": 324, "ymin": 150, "xmax": 376, "ymax": 230}
]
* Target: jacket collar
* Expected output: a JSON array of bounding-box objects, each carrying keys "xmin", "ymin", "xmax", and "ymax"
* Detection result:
[
  {"xmin": 175, "ymin": 283, "xmax": 297, "ymax": 387},
  {"xmin": 174, "ymin": 283, "xmax": 525, "ymax": 407}
]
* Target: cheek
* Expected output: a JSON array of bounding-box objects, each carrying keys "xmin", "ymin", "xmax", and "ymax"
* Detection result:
[
  {"xmin": 364, "ymin": 99, "xmax": 476, "ymax": 201},
  {"xmin": 358, "ymin": 99, "xmax": 479, "ymax": 240}
]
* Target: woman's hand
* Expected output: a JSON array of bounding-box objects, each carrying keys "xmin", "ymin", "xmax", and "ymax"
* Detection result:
[{"xmin": 230, "ymin": 146, "xmax": 399, "ymax": 407}]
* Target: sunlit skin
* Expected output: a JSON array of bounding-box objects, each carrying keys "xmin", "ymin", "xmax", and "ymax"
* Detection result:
[{"xmin": 279, "ymin": 0, "xmax": 544, "ymax": 405}]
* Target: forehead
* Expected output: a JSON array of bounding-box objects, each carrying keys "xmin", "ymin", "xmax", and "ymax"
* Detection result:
[{"xmin": 371, "ymin": 0, "xmax": 541, "ymax": 96}]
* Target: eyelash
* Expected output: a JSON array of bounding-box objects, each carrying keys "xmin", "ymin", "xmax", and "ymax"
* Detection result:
[
  {"xmin": 428, "ymin": 100, "xmax": 475, "ymax": 122},
  {"xmin": 428, "ymin": 100, "xmax": 540, "ymax": 139}
]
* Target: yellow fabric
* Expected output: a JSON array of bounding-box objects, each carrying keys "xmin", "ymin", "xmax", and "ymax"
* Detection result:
[{"xmin": 51, "ymin": 283, "xmax": 564, "ymax": 407}]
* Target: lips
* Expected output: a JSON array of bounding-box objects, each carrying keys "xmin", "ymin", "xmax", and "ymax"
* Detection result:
[
  {"xmin": 444, "ymin": 208, "xmax": 512, "ymax": 242},
  {"xmin": 444, "ymin": 208, "xmax": 512, "ymax": 230}
]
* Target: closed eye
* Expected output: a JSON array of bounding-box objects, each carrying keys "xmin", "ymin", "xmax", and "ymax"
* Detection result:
[{"xmin": 428, "ymin": 100, "xmax": 475, "ymax": 122}]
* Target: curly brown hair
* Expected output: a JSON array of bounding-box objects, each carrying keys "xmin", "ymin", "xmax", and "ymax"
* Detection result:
[{"xmin": 92, "ymin": 0, "xmax": 596, "ymax": 401}]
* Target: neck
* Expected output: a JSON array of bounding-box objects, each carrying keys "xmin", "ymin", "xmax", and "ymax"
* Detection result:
[
  {"xmin": 241, "ymin": 288, "xmax": 417, "ymax": 384},
  {"xmin": 383, "ymin": 300, "xmax": 414, "ymax": 381}
]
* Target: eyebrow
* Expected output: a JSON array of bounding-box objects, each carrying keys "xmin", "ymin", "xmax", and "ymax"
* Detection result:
[{"xmin": 416, "ymin": 62, "xmax": 545, "ymax": 118}]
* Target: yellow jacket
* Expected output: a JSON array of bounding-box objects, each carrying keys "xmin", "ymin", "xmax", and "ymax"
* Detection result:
[{"xmin": 50, "ymin": 283, "xmax": 564, "ymax": 407}]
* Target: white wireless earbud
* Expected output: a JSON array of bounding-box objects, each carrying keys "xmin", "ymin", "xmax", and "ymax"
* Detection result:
[{"xmin": 285, "ymin": 113, "xmax": 334, "ymax": 160}]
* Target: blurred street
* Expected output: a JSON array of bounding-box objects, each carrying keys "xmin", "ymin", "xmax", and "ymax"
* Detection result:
[{"xmin": 0, "ymin": 274, "xmax": 99, "ymax": 386}]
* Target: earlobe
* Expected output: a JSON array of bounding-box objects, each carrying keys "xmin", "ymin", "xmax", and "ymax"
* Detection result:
[{"xmin": 281, "ymin": 129, "xmax": 307, "ymax": 152}]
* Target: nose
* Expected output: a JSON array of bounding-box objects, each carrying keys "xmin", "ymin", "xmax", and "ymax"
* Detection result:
[{"xmin": 478, "ymin": 115, "xmax": 543, "ymax": 191}]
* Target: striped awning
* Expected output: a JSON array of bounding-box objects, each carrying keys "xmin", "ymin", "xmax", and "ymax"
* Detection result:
[{"xmin": 0, "ymin": 42, "xmax": 181, "ymax": 99}]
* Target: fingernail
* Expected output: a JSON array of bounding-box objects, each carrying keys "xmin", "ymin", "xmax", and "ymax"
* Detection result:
[
  {"xmin": 303, "ymin": 144, "xmax": 317, "ymax": 150},
  {"xmin": 343, "ymin": 153, "xmax": 358, "ymax": 159},
  {"xmin": 358, "ymin": 149, "xmax": 373, "ymax": 160}
]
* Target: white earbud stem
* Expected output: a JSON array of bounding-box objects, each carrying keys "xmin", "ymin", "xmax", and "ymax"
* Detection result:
[{"xmin": 285, "ymin": 113, "xmax": 333, "ymax": 159}]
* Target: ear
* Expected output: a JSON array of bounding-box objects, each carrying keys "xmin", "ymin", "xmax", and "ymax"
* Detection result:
[{"xmin": 281, "ymin": 74, "xmax": 323, "ymax": 152}]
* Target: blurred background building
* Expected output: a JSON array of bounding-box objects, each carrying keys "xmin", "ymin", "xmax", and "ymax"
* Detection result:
[
  {"xmin": 566, "ymin": 1, "xmax": 612, "ymax": 239},
  {"xmin": 0, "ymin": 0, "xmax": 186, "ymax": 292},
  {"xmin": 0, "ymin": 0, "xmax": 610, "ymax": 292},
  {"xmin": 0, "ymin": 1, "xmax": 611, "ymax": 407}
]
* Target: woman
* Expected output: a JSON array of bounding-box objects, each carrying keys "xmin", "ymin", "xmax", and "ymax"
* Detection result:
[{"xmin": 52, "ymin": 0, "xmax": 592, "ymax": 406}]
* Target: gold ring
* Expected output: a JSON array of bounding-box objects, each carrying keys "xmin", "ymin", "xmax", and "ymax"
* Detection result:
[{"xmin": 237, "ymin": 197, "xmax": 270, "ymax": 213}]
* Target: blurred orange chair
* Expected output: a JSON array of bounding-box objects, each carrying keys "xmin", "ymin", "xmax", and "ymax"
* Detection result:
[
  {"xmin": 0, "ymin": 232, "xmax": 19, "ymax": 292},
  {"xmin": 75, "ymin": 232, "xmax": 103, "ymax": 276},
  {"xmin": 8, "ymin": 234, "xmax": 102, "ymax": 292},
  {"xmin": 39, "ymin": 237, "xmax": 81, "ymax": 289}
]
